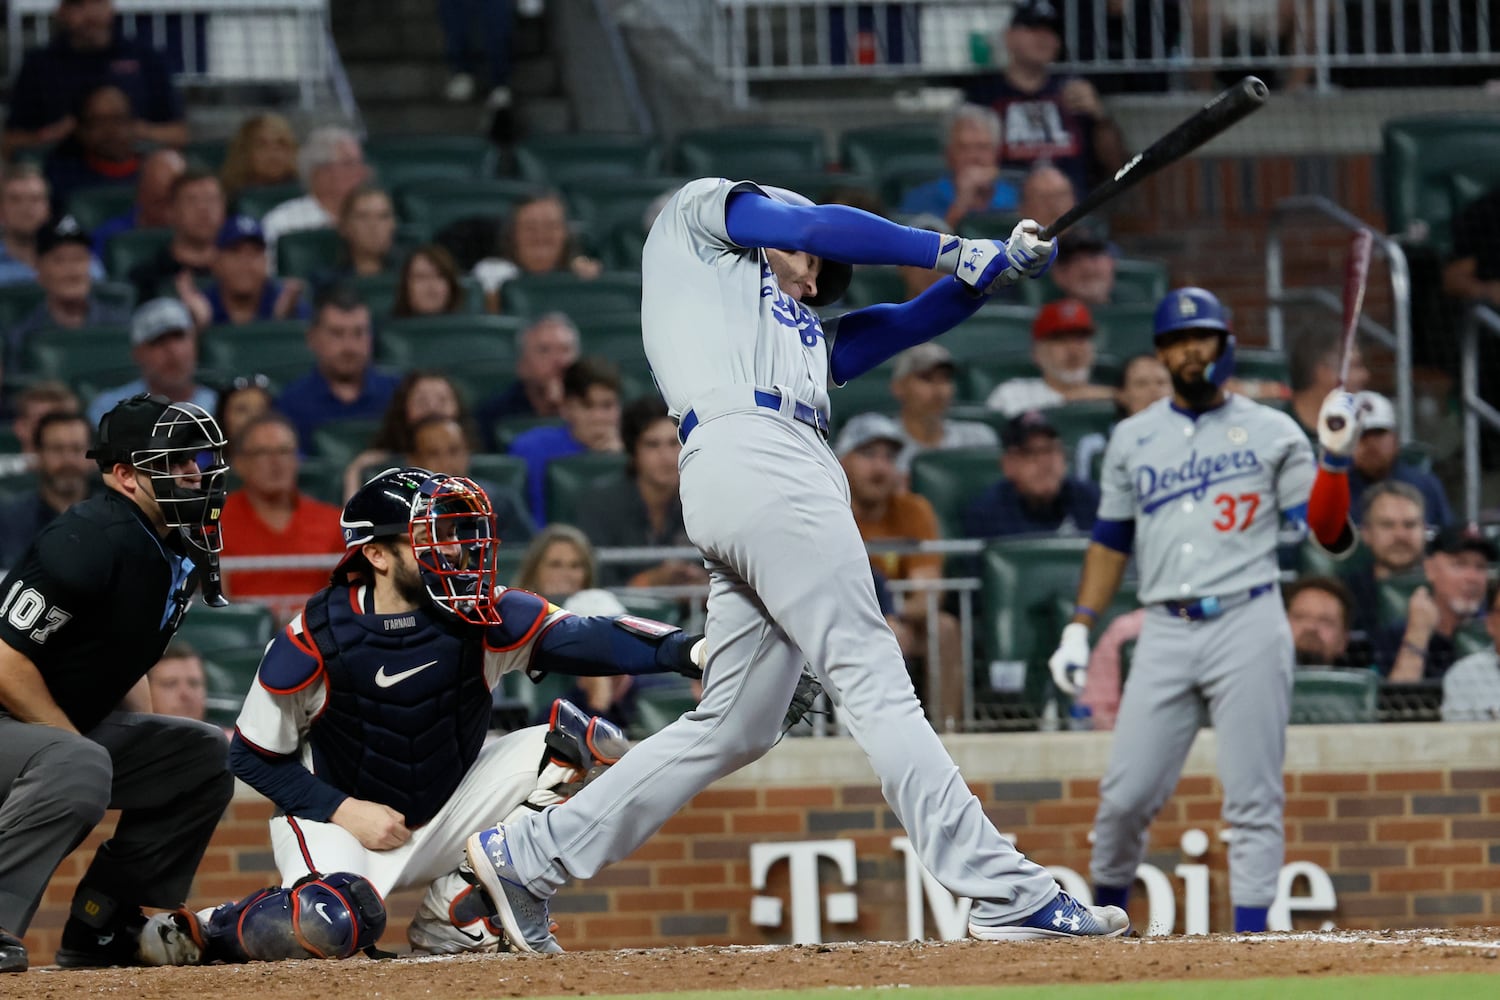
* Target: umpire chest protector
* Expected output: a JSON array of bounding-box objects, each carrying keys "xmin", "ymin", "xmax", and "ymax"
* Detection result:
[{"xmin": 301, "ymin": 585, "xmax": 490, "ymax": 827}]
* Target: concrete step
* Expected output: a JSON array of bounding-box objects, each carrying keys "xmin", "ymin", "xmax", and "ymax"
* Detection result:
[
  {"xmin": 359, "ymin": 95, "xmax": 572, "ymax": 139},
  {"xmin": 344, "ymin": 53, "xmax": 559, "ymax": 103}
]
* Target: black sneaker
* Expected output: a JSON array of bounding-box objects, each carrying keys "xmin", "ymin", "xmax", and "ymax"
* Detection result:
[
  {"xmin": 55, "ymin": 911, "xmax": 146, "ymax": 969},
  {"xmin": 0, "ymin": 927, "xmax": 27, "ymax": 974}
]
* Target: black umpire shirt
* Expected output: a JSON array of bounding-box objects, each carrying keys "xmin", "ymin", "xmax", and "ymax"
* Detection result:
[{"xmin": 0, "ymin": 490, "xmax": 195, "ymax": 732}]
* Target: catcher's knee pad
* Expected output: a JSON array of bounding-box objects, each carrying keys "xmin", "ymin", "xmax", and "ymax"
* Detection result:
[{"xmin": 202, "ymin": 872, "xmax": 387, "ymax": 962}]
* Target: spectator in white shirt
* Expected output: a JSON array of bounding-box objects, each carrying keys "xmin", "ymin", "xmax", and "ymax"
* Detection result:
[
  {"xmin": 1441, "ymin": 582, "xmax": 1500, "ymax": 722},
  {"xmin": 985, "ymin": 298, "xmax": 1115, "ymax": 415},
  {"xmin": 259, "ymin": 126, "xmax": 369, "ymax": 263}
]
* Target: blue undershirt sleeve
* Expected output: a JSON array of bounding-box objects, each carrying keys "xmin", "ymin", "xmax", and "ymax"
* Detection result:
[
  {"xmin": 229, "ymin": 732, "xmax": 348, "ymax": 823},
  {"xmin": 827, "ymin": 277, "xmax": 988, "ymax": 384},
  {"xmin": 530, "ymin": 616, "xmax": 691, "ymax": 677},
  {"xmin": 724, "ymin": 192, "xmax": 943, "ymax": 268},
  {"xmin": 1091, "ymin": 518, "xmax": 1136, "ymax": 554}
]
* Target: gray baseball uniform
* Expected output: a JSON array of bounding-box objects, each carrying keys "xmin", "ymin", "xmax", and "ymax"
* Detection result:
[
  {"xmin": 1089, "ymin": 394, "xmax": 1315, "ymax": 908},
  {"xmin": 502, "ymin": 177, "xmax": 1058, "ymax": 924}
]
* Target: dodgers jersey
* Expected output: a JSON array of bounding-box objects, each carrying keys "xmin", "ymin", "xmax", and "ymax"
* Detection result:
[
  {"xmin": 1098, "ymin": 394, "xmax": 1315, "ymax": 605},
  {"xmin": 642, "ymin": 178, "xmax": 831, "ymax": 420}
]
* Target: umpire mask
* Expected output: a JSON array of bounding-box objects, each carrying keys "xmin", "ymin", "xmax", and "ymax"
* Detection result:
[
  {"xmin": 409, "ymin": 473, "xmax": 504, "ymax": 627},
  {"xmin": 92, "ymin": 395, "xmax": 231, "ymax": 606}
]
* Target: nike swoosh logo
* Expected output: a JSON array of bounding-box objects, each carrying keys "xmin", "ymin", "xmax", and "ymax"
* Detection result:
[
  {"xmin": 313, "ymin": 902, "xmax": 332, "ymax": 923},
  {"xmin": 457, "ymin": 927, "xmax": 484, "ymax": 943},
  {"xmin": 375, "ymin": 659, "xmax": 439, "ymax": 688}
]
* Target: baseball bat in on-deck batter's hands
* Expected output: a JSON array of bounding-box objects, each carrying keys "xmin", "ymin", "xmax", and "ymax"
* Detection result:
[
  {"xmin": 1323, "ymin": 229, "xmax": 1374, "ymax": 432},
  {"xmin": 1036, "ymin": 75, "xmax": 1270, "ymax": 242}
]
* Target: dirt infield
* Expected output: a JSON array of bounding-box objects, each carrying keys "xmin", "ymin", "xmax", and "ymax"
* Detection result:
[{"xmin": 5, "ymin": 929, "xmax": 1500, "ymax": 998}]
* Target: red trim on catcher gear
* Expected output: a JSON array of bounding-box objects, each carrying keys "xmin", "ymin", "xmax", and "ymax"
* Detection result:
[
  {"xmin": 525, "ymin": 612, "xmax": 570, "ymax": 676},
  {"xmin": 585, "ymin": 717, "xmax": 622, "ymax": 765},
  {"xmin": 484, "ymin": 595, "xmax": 551, "ymax": 653},
  {"xmin": 291, "ymin": 879, "xmax": 354, "ymax": 960},
  {"xmin": 235, "ymin": 888, "xmax": 274, "ymax": 953},
  {"xmin": 286, "ymin": 816, "xmax": 318, "ymax": 873},
  {"xmin": 233, "ymin": 726, "xmax": 290, "ymax": 758},
  {"xmin": 1308, "ymin": 465, "xmax": 1350, "ymax": 548}
]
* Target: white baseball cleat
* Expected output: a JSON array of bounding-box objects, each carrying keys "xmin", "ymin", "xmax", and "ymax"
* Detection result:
[
  {"xmin": 969, "ymin": 890, "xmax": 1132, "ymax": 941},
  {"xmin": 464, "ymin": 825, "xmax": 564, "ymax": 954}
]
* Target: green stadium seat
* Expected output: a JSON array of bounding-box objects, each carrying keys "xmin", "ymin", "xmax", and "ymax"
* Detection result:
[
  {"xmin": 20, "ymin": 326, "xmax": 135, "ymax": 387},
  {"xmin": 909, "ymin": 447, "xmax": 1001, "ymax": 538},
  {"xmin": 514, "ymin": 134, "xmax": 662, "ymax": 186},
  {"xmin": 1289, "ymin": 669, "xmax": 1378, "ymax": 724},
  {"xmin": 754, "ymin": 171, "xmax": 878, "ymax": 205},
  {"xmin": 203, "ymin": 647, "xmax": 266, "ymax": 727},
  {"xmin": 1111, "ymin": 258, "xmax": 1171, "ymax": 305},
  {"xmin": 1399, "ymin": 442, "xmax": 1433, "ymax": 473},
  {"xmin": 1090, "ymin": 302, "xmax": 1158, "ymax": 359},
  {"xmin": 201, "ymin": 320, "xmax": 311, "ymax": 384},
  {"xmin": 94, "ymin": 279, "xmax": 136, "ymax": 315},
  {"xmin": 674, "ymin": 126, "xmax": 825, "ymax": 178},
  {"xmin": 396, "ymin": 178, "xmax": 540, "ymax": 235},
  {"xmin": 66, "ymin": 186, "xmax": 137, "ymax": 231},
  {"xmin": 842, "ymin": 266, "xmax": 907, "ymax": 307},
  {"xmin": 575, "ymin": 312, "xmax": 646, "ymax": 366},
  {"xmin": 829, "ymin": 362, "xmax": 901, "ymax": 430},
  {"xmin": 980, "ymin": 537, "xmax": 1094, "ymax": 711},
  {"xmin": 378, "ymin": 314, "xmax": 524, "ymax": 369},
  {"xmin": 183, "ymin": 139, "xmax": 227, "ymax": 171},
  {"xmin": 945, "ymin": 305, "xmax": 1038, "ymax": 363},
  {"xmin": 1038, "ymin": 400, "xmax": 1118, "ymax": 454},
  {"xmin": 840, "ymin": 124, "xmax": 943, "ymax": 179},
  {"xmin": 500, "ymin": 669, "xmax": 575, "ymax": 720},
  {"xmin": 956, "ymin": 360, "xmax": 1042, "ymax": 405},
  {"xmin": 0, "ymin": 425, "xmax": 22, "ymax": 454},
  {"xmin": 297, "ymin": 457, "xmax": 345, "ymax": 506},
  {"xmin": 368, "ymin": 135, "xmax": 494, "ymax": 190},
  {"xmin": 628, "ymin": 678, "xmax": 699, "ymax": 739},
  {"xmin": 957, "ymin": 211, "xmax": 1020, "ymax": 240},
  {"xmin": 1382, "ymin": 115, "xmax": 1500, "ymax": 252},
  {"xmin": 312, "ymin": 418, "xmax": 381, "ymax": 465},
  {"xmin": 348, "ymin": 272, "xmax": 400, "ymax": 318},
  {"xmin": 501, "ymin": 272, "xmax": 642, "ymax": 319},
  {"xmin": 276, "ymin": 228, "xmax": 343, "ymax": 279},
  {"xmin": 545, "ymin": 451, "xmax": 628, "ymax": 526},
  {"xmin": 1375, "ymin": 572, "xmax": 1426, "ymax": 630},
  {"xmin": 1234, "ymin": 348, "xmax": 1291, "ymax": 385},
  {"xmin": 178, "ymin": 602, "xmax": 276, "ymax": 658},
  {"xmin": 0, "ymin": 284, "xmax": 45, "ymax": 331},
  {"xmin": 468, "ymin": 453, "xmax": 528, "ymax": 496},
  {"xmin": 562, "ymin": 176, "xmax": 686, "ymax": 241},
  {"xmin": 234, "ymin": 182, "xmax": 305, "ymax": 221},
  {"xmin": 105, "ymin": 227, "xmax": 172, "ymax": 282}
]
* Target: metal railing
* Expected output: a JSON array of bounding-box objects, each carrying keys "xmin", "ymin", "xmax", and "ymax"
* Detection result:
[
  {"xmin": 6, "ymin": 0, "xmax": 350, "ymax": 114},
  {"xmin": 1265, "ymin": 194, "xmax": 1414, "ymax": 441},
  {"xmin": 1460, "ymin": 303, "xmax": 1500, "ymax": 523},
  {"xmin": 618, "ymin": 0, "xmax": 1499, "ymax": 106}
]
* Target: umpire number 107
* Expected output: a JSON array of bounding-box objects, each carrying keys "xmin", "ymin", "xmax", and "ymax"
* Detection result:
[
  {"xmin": 0, "ymin": 580, "xmax": 74, "ymax": 644},
  {"xmin": 1212, "ymin": 493, "xmax": 1260, "ymax": 532}
]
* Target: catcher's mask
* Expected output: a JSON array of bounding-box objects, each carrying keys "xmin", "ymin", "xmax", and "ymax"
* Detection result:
[
  {"xmin": 338, "ymin": 467, "xmax": 504, "ymax": 625},
  {"xmin": 90, "ymin": 393, "xmax": 230, "ymax": 605}
]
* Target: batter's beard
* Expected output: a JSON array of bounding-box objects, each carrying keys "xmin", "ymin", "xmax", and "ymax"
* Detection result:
[{"xmin": 1170, "ymin": 370, "xmax": 1219, "ymax": 411}]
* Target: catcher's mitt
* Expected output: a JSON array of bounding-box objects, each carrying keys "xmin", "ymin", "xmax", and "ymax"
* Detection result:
[{"xmin": 782, "ymin": 668, "xmax": 826, "ymax": 734}]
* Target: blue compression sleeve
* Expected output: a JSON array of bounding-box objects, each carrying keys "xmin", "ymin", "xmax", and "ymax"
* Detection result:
[
  {"xmin": 724, "ymin": 192, "xmax": 943, "ymax": 268},
  {"xmin": 229, "ymin": 732, "xmax": 348, "ymax": 822},
  {"xmin": 828, "ymin": 277, "xmax": 988, "ymax": 384},
  {"xmin": 530, "ymin": 615, "xmax": 693, "ymax": 677},
  {"xmin": 1091, "ymin": 518, "xmax": 1136, "ymax": 554}
]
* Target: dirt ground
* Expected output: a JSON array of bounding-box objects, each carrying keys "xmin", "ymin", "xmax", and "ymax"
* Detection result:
[{"xmin": 5, "ymin": 929, "xmax": 1500, "ymax": 999}]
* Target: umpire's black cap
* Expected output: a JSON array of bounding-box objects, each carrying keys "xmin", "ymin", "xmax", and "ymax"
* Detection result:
[{"xmin": 89, "ymin": 393, "xmax": 171, "ymax": 470}]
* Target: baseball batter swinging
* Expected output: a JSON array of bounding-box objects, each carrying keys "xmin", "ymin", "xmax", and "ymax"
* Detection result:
[
  {"xmin": 464, "ymin": 177, "xmax": 1132, "ymax": 950},
  {"xmin": 1047, "ymin": 287, "xmax": 1360, "ymax": 933}
]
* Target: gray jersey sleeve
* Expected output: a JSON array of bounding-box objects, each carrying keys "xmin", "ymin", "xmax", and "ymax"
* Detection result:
[
  {"xmin": 671, "ymin": 177, "xmax": 766, "ymax": 253},
  {"xmin": 1096, "ymin": 421, "xmax": 1139, "ymax": 522},
  {"xmin": 1270, "ymin": 411, "xmax": 1316, "ymax": 511}
]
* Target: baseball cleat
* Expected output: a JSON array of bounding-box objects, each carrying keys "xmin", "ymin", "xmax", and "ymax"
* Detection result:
[
  {"xmin": 1, "ymin": 927, "xmax": 27, "ymax": 974},
  {"xmin": 969, "ymin": 890, "xmax": 1132, "ymax": 941},
  {"xmin": 464, "ymin": 825, "xmax": 564, "ymax": 954},
  {"xmin": 138, "ymin": 909, "xmax": 205, "ymax": 966}
]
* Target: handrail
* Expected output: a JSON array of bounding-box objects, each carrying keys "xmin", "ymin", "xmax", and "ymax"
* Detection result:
[
  {"xmin": 1266, "ymin": 194, "xmax": 1413, "ymax": 442},
  {"xmin": 592, "ymin": 0, "xmax": 656, "ymax": 136},
  {"xmin": 1461, "ymin": 303, "xmax": 1500, "ymax": 523}
]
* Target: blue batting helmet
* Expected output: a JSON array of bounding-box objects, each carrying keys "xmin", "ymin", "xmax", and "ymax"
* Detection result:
[{"xmin": 1153, "ymin": 287, "xmax": 1236, "ymax": 386}]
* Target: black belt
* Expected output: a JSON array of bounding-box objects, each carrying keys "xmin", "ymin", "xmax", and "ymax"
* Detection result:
[
  {"xmin": 677, "ymin": 389, "xmax": 829, "ymax": 445},
  {"xmin": 1161, "ymin": 583, "xmax": 1275, "ymax": 621}
]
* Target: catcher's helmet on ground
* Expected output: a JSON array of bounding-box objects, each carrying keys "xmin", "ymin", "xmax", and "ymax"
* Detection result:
[
  {"xmin": 763, "ymin": 185, "xmax": 853, "ymax": 308},
  {"xmin": 1153, "ymin": 286, "xmax": 1237, "ymax": 386}
]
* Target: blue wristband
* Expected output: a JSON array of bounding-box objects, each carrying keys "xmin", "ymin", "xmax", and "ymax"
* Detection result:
[
  {"xmin": 1073, "ymin": 605, "xmax": 1099, "ymax": 623},
  {"xmin": 1319, "ymin": 451, "xmax": 1352, "ymax": 473}
]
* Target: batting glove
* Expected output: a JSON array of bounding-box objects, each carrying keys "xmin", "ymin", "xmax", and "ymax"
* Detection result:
[
  {"xmin": 936, "ymin": 236, "xmax": 1011, "ymax": 294},
  {"xmin": 994, "ymin": 219, "xmax": 1058, "ymax": 289},
  {"xmin": 1316, "ymin": 389, "xmax": 1362, "ymax": 470},
  {"xmin": 1047, "ymin": 622, "xmax": 1091, "ymax": 698}
]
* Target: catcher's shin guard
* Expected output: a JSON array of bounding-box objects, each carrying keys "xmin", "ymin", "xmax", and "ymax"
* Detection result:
[{"xmin": 198, "ymin": 872, "xmax": 387, "ymax": 962}]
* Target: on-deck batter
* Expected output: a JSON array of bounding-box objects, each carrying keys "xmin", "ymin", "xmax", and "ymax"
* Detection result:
[
  {"xmin": 465, "ymin": 177, "xmax": 1133, "ymax": 949},
  {"xmin": 1047, "ymin": 286, "xmax": 1359, "ymax": 933}
]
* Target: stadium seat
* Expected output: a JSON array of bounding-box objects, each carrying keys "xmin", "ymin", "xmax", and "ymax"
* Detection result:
[
  {"xmin": 514, "ymin": 134, "xmax": 663, "ymax": 186},
  {"xmin": 1023, "ymin": 257, "xmax": 1171, "ymax": 308},
  {"xmin": 349, "ymin": 272, "xmax": 401, "ymax": 318},
  {"xmin": 956, "ymin": 360, "xmax": 1043, "ymax": 405},
  {"xmin": 753, "ymin": 170, "xmax": 879, "ymax": 205},
  {"xmin": 909, "ymin": 447, "xmax": 1001, "ymax": 538},
  {"xmin": 979, "ymin": 537, "xmax": 1095, "ymax": 715},
  {"xmin": 397, "ymin": 178, "xmax": 541, "ymax": 236},
  {"xmin": 829, "ymin": 363, "xmax": 902, "ymax": 430},
  {"xmin": 842, "ymin": 266, "xmax": 907, "ymax": 307},
  {"xmin": 1289, "ymin": 669, "xmax": 1378, "ymax": 724},
  {"xmin": 545, "ymin": 451, "xmax": 628, "ymax": 525},
  {"xmin": 575, "ymin": 312, "xmax": 647, "ymax": 366},
  {"xmin": 277, "ymin": 228, "xmax": 344, "ymax": 279},
  {"xmin": 1382, "ymin": 114, "xmax": 1500, "ymax": 251},
  {"xmin": 20, "ymin": 326, "xmax": 136, "ymax": 387},
  {"xmin": 1090, "ymin": 302, "xmax": 1158, "ymax": 359},
  {"xmin": 562, "ymin": 176, "xmax": 687, "ymax": 242},
  {"xmin": 1037, "ymin": 400, "xmax": 1118, "ymax": 453},
  {"xmin": 66, "ymin": 186, "xmax": 137, "ymax": 231},
  {"xmin": 946, "ymin": 305, "xmax": 1038, "ymax": 363},
  {"xmin": 105, "ymin": 227, "xmax": 172, "ymax": 282},
  {"xmin": 378, "ymin": 314, "xmax": 524, "ymax": 369},
  {"xmin": 468, "ymin": 453, "xmax": 528, "ymax": 496},
  {"xmin": 178, "ymin": 602, "xmax": 277, "ymax": 658},
  {"xmin": 94, "ymin": 280, "xmax": 136, "ymax": 315},
  {"xmin": 1375, "ymin": 573, "xmax": 1426, "ymax": 630},
  {"xmin": 501, "ymin": 271, "xmax": 642, "ymax": 319},
  {"xmin": 201, "ymin": 320, "xmax": 312, "ymax": 384},
  {"xmin": 182, "ymin": 139, "xmax": 227, "ymax": 171},
  {"xmin": 839, "ymin": 123, "xmax": 943, "ymax": 180},
  {"xmin": 0, "ymin": 283, "xmax": 45, "ymax": 331},
  {"xmin": 957, "ymin": 211, "xmax": 1021, "ymax": 240},
  {"xmin": 673, "ymin": 126, "xmax": 826, "ymax": 178},
  {"xmin": 1234, "ymin": 348, "xmax": 1292, "ymax": 385},
  {"xmin": 234, "ymin": 182, "xmax": 305, "ymax": 221},
  {"xmin": 297, "ymin": 457, "xmax": 345, "ymax": 506},
  {"xmin": 500, "ymin": 669, "xmax": 575, "ymax": 720},
  {"xmin": 368, "ymin": 134, "xmax": 494, "ymax": 190},
  {"xmin": 312, "ymin": 418, "xmax": 381, "ymax": 465},
  {"xmin": 628, "ymin": 678, "xmax": 699, "ymax": 740},
  {"xmin": 203, "ymin": 647, "xmax": 266, "ymax": 727}
]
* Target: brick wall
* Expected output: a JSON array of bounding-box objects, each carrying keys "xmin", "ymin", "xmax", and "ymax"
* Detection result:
[{"xmin": 18, "ymin": 725, "xmax": 1500, "ymax": 956}]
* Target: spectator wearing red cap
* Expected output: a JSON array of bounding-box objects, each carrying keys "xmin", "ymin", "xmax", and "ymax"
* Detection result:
[
  {"xmin": 985, "ymin": 298, "xmax": 1115, "ymax": 416},
  {"xmin": 962, "ymin": 409, "xmax": 1099, "ymax": 539}
]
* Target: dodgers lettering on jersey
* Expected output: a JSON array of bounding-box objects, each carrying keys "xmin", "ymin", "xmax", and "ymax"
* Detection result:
[
  {"xmin": 642, "ymin": 178, "xmax": 831, "ymax": 420},
  {"xmin": 1099, "ymin": 395, "xmax": 1314, "ymax": 605}
]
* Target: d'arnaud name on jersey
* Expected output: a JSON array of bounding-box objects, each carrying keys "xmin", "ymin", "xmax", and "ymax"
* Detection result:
[{"xmin": 1136, "ymin": 448, "xmax": 1261, "ymax": 514}]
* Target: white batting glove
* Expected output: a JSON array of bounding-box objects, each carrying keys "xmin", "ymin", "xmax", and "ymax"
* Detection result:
[
  {"xmin": 1316, "ymin": 389, "xmax": 1362, "ymax": 470},
  {"xmin": 993, "ymin": 219, "xmax": 1058, "ymax": 289},
  {"xmin": 936, "ymin": 236, "xmax": 1010, "ymax": 294},
  {"xmin": 1047, "ymin": 622, "xmax": 1091, "ymax": 698},
  {"xmin": 690, "ymin": 637, "xmax": 707, "ymax": 671}
]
